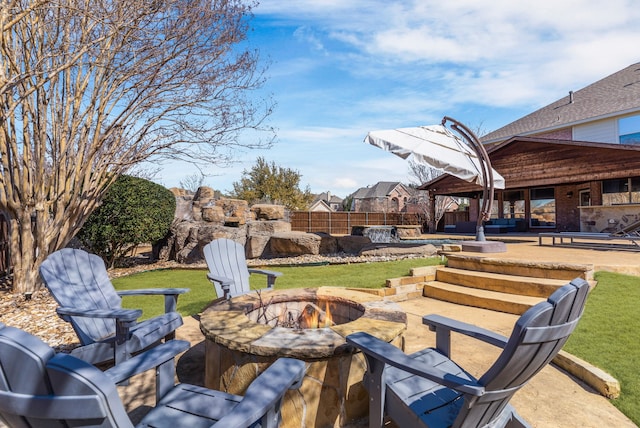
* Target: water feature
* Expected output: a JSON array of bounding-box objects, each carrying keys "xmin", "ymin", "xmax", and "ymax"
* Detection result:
[{"xmin": 351, "ymin": 225, "xmax": 399, "ymax": 243}]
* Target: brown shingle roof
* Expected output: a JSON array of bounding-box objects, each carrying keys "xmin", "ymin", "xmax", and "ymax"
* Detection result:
[{"xmin": 482, "ymin": 62, "xmax": 640, "ymax": 144}]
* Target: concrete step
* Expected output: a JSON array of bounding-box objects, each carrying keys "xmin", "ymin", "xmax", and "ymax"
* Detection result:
[
  {"xmin": 424, "ymin": 281, "xmax": 545, "ymax": 315},
  {"xmin": 445, "ymin": 254, "xmax": 594, "ymax": 281},
  {"xmin": 435, "ymin": 267, "xmax": 567, "ymax": 298}
]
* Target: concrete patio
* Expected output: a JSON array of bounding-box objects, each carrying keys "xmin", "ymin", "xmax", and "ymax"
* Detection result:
[{"xmin": 119, "ymin": 237, "xmax": 638, "ymax": 427}]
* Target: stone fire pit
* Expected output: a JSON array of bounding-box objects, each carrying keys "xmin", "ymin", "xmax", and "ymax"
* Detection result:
[{"xmin": 200, "ymin": 287, "xmax": 407, "ymax": 428}]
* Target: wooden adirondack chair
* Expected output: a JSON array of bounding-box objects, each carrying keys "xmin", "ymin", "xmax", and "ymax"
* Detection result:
[
  {"xmin": 203, "ymin": 238, "xmax": 282, "ymax": 299},
  {"xmin": 39, "ymin": 248, "xmax": 189, "ymax": 366},
  {"xmin": 0, "ymin": 323, "xmax": 306, "ymax": 428},
  {"xmin": 347, "ymin": 278, "xmax": 590, "ymax": 428}
]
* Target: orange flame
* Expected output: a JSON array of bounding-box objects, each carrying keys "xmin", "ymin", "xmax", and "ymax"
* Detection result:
[
  {"xmin": 300, "ymin": 301, "xmax": 334, "ymax": 329},
  {"xmin": 323, "ymin": 301, "xmax": 332, "ymax": 327}
]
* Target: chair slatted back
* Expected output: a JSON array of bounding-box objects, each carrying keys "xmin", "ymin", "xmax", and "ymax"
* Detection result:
[
  {"xmin": 203, "ymin": 238, "xmax": 251, "ymax": 298},
  {"xmin": 453, "ymin": 278, "xmax": 589, "ymax": 428},
  {"xmin": 0, "ymin": 324, "xmax": 55, "ymax": 428},
  {"xmin": 39, "ymin": 248, "xmax": 121, "ymax": 345},
  {"xmin": 0, "ymin": 325, "xmax": 131, "ymax": 428}
]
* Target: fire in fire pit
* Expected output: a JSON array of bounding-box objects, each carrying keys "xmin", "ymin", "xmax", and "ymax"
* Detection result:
[
  {"xmin": 248, "ymin": 296, "xmax": 361, "ymax": 329},
  {"xmin": 200, "ymin": 287, "xmax": 406, "ymax": 428}
]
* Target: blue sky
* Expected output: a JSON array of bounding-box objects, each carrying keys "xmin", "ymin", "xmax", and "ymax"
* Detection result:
[{"xmin": 154, "ymin": 0, "xmax": 640, "ymax": 199}]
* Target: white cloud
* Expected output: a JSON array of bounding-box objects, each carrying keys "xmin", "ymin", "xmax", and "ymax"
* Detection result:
[{"xmin": 155, "ymin": 1, "xmax": 640, "ymax": 197}]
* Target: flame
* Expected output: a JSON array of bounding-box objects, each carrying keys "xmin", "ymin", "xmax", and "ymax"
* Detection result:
[
  {"xmin": 303, "ymin": 305, "xmax": 319, "ymax": 329},
  {"xmin": 323, "ymin": 301, "xmax": 332, "ymax": 327},
  {"xmin": 300, "ymin": 301, "xmax": 334, "ymax": 329}
]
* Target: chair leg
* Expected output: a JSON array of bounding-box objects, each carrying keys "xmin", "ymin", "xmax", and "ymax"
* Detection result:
[
  {"xmin": 363, "ymin": 356, "xmax": 386, "ymax": 428},
  {"xmin": 505, "ymin": 408, "xmax": 531, "ymax": 428}
]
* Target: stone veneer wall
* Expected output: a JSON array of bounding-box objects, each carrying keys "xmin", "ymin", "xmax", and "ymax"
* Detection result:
[{"xmin": 579, "ymin": 204, "xmax": 640, "ymax": 233}]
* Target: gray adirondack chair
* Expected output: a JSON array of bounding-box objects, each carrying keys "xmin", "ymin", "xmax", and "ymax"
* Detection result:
[
  {"xmin": 203, "ymin": 238, "xmax": 282, "ymax": 299},
  {"xmin": 0, "ymin": 323, "xmax": 306, "ymax": 428},
  {"xmin": 39, "ymin": 248, "xmax": 189, "ymax": 366},
  {"xmin": 347, "ymin": 278, "xmax": 590, "ymax": 428}
]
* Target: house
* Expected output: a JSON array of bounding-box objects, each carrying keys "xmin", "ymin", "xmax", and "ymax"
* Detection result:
[
  {"xmin": 310, "ymin": 192, "xmax": 344, "ymax": 212},
  {"xmin": 423, "ymin": 62, "xmax": 640, "ymax": 233},
  {"xmin": 309, "ymin": 199, "xmax": 332, "ymax": 212},
  {"xmin": 350, "ymin": 182, "xmax": 413, "ymax": 212}
]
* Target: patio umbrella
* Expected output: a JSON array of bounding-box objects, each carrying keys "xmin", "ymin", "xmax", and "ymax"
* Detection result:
[
  {"xmin": 364, "ymin": 124, "xmax": 505, "ymax": 189},
  {"xmin": 365, "ymin": 117, "xmax": 507, "ymax": 252}
]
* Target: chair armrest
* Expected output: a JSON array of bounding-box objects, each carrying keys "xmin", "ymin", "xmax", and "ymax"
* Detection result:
[
  {"xmin": 206, "ymin": 273, "xmax": 234, "ymax": 299},
  {"xmin": 423, "ymin": 314, "xmax": 508, "ymax": 357},
  {"xmin": 248, "ymin": 268, "xmax": 282, "ymax": 289},
  {"xmin": 248, "ymin": 268, "xmax": 282, "ymax": 277},
  {"xmin": 213, "ymin": 358, "xmax": 306, "ymax": 427},
  {"xmin": 104, "ymin": 340, "xmax": 190, "ymax": 385},
  {"xmin": 117, "ymin": 288, "xmax": 189, "ymax": 297},
  {"xmin": 56, "ymin": 307, "xmax": 141, "ymax": 324},
  {"xmin": 118, "ymin": 288, "xmax": 190, "ymax": 313},
  {"xmin": 347, "ymin": 332, "xmax": 484, "ymax": 396},
  {"xmin": 206, "ymin": 273, "xmax": 234, "ymax": 286}
]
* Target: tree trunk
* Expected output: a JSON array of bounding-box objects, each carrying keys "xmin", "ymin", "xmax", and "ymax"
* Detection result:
[{"xmin": 8, "ymin": 210, "xmax": 43, "ymax": 294}]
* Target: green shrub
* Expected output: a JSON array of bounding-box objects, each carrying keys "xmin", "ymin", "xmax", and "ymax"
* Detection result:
[{"xmin": 77, "ymin": 175, "xmax": 175, "ymax": 267}]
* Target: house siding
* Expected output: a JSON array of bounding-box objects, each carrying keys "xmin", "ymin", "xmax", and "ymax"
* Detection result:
[{"xmin": 573, "ymin": 118, "xmax": 617, "ymax": 143}]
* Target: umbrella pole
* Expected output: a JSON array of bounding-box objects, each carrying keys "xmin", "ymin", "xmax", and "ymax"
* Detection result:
[{"xmin": 442, "ymin": 117, "xmax": 503, "ymax": 253}]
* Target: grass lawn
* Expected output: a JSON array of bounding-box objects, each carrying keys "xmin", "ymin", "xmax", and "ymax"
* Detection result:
[
  {"xmin": 564, "ymin": 271, "xmax": 640, "ymax": 425},
  {"xmin": 111, "ymin": 256, "xmax": 444, "ymax": 319},
  {"xmin": 112, "ymin": 262, "xmax": 639, "ymax": 425}
]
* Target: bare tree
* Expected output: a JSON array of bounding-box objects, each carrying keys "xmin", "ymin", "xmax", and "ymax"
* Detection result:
[
  {"xmin": 407, "ymin": 160, "xmax": 457, "ymax": 231},
  {"xmin": 179, "ymin": 173, "xmax": 207, "ymax": 194},
  {"xmin": 0, "ymin": 0, "xmax": 274, "ymax": 293}
]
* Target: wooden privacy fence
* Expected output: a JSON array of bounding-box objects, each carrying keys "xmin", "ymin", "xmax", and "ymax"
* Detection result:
[
  {"xmin": 443, "ymin": 210, "xmax": 469, "ymax": 226},
  {"xmin": 290, "ymin": 211, "xmax": 422, "ymax": 235}
]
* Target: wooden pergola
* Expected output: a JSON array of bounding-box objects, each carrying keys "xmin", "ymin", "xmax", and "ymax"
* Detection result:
[{"xmin": 421, "ymin": 137, "xmax": 640, "ymax": 232}]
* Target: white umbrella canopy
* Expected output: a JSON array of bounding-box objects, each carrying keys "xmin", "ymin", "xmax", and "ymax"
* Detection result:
[{"xmin": 365, "ymin": 124, "xmax": 505, "ymax": 189}]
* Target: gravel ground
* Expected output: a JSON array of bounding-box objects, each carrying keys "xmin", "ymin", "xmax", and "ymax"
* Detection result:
[{"xmin": 0, "ymin": 252, "xmax": 428, "ymax": 351}]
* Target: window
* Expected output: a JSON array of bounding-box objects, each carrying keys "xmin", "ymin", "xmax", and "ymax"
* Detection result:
[
  {"xmin": 603, "ymin": 177, "xmax": 640, "ymax": 204},
  {"xmin": 619, "ymin": 114, "xmax": 640, "ymax": 144},
  {"xmin": 503, "ymin": 190, "xmax": 525, "ymax": 219},
  {"xmin": 479, "ymin": 197, "xmax": 499, "ymax": 219},
  {"xmin": 530, "ymin": 187, "xmax": 555, "ymax": 227}
]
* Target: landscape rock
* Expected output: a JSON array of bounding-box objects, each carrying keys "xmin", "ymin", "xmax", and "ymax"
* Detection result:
[
  {"xmin": 193, "ymin": 186, "xmax": 217, "ymax": 202},
  {"xmin": 169, "ymin": 187, "xmax": 192, "ymax": 197},
  {"xmin": 202, "ymin": 206, "xmax": 225, "ymax": 223},
  {"xmin": 216, "ymin": 198, "xmax": 249, "ymax": 218},
  {"xmin": 247, "ymin": 220, "xmax": 291, "ymax": 236},
  {"xmin": 270, "ymin": 231, "xmax": 321, "ymax": 256},
  {"xmin": 246, "ymin": 235, "xmax": 272, "ymax": 258},
  {"xmin": 359, "ymin": 243, "xmax": 438, "ymax": 257},
  {"xmin": 337, "ymin": 235, "xmax": 372, "ymax": 254},
  {"xmin": 314, "ymin": 232, "xmax": 338, "ymax": 254},
  {"xmin": 251, "ymin": 204, "xmax": 286, "ymax": 220},
  {"xmin": 395, "ymin": 225, "xmax": 422, "ymax": 239}
]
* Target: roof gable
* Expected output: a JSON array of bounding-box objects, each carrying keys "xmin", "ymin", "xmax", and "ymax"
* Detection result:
[
  {"xmin": 351, "ymin": 181, "xmax": 412, "ymax": 199},
  {"xmin": 482, "ymin": 62, "xmax": 640, "ymax": 143}
]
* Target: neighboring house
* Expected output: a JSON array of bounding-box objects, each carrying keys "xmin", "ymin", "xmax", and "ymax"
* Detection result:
[
  {"xmin": 350, "ymin": 182, "xmax": 413, "ymax": 212},
  {"xmin": 310, "ymin": 192, "xmax": 344, "ymax": 212},
  {"xmin": 423, "ymin": 62, "xmax": 640, "ymax": 233},
  {"xmin": 309, "ymin": 199, "xmax": 332, "ymax": 212}
]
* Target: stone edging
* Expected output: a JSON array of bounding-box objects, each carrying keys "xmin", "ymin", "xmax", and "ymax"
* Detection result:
[{"xmin": 553, "ymin": 350, "xmax": 621, "ymax": 399}]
